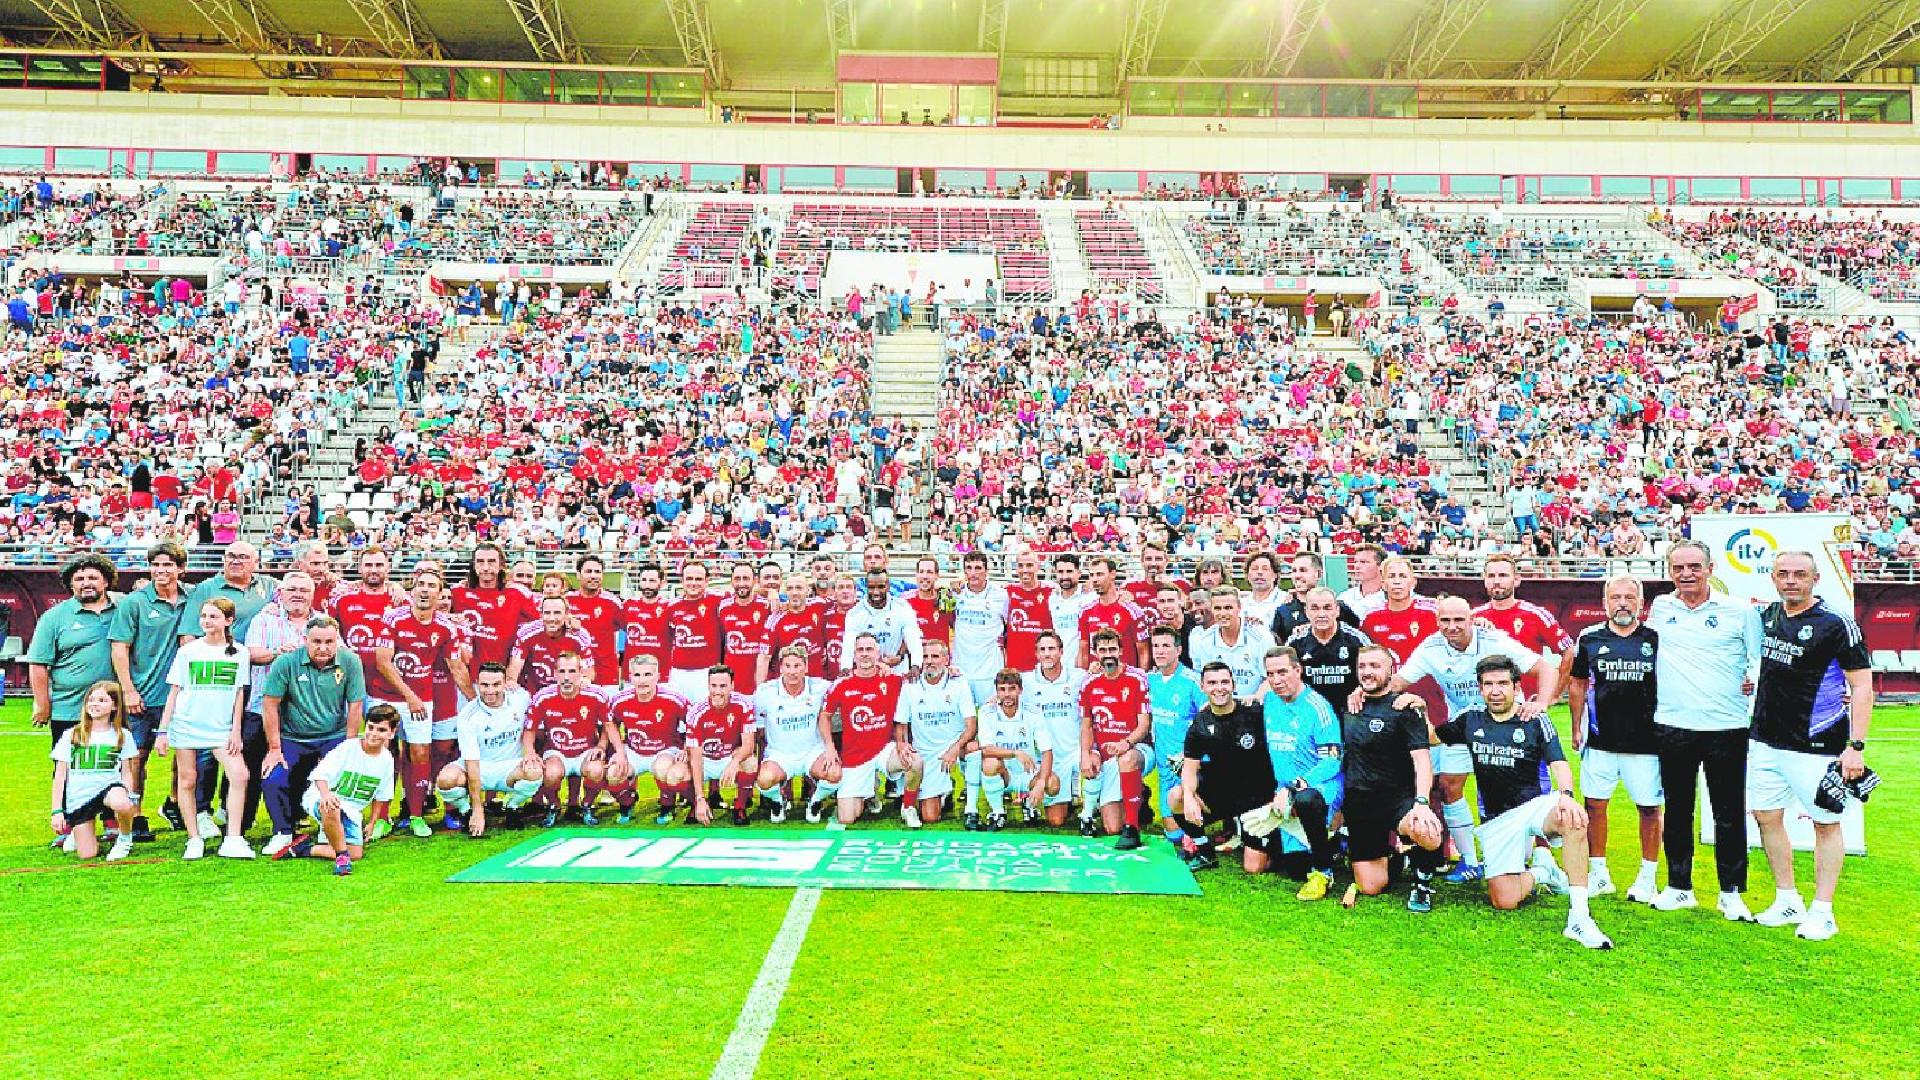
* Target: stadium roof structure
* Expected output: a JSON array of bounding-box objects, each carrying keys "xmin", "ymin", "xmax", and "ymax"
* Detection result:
[{"xmin": 0, "ymin": 0, "xmax": 1912, "ymax": 100}]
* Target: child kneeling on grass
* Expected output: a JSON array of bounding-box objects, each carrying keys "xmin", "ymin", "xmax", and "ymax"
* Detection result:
[
  {"xmin": 276, "ymin": 705, "xmax": 397, "ymax": 876},
  {"xmin": 50, "ymin": 681, "xmax": 139, "ymax": 861}
]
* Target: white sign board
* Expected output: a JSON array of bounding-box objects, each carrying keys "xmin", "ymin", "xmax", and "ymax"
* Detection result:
[
  {"xmin": 1688, "ymin": 514, "xmax": 1865, "ymax": 855},
  {"xmin": 822, "ymin": 251, "xmax": 997, "ymax": 304}
]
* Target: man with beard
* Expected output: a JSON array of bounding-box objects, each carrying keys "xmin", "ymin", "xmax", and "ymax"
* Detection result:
[
  {"xmin": 1287, "ymin": 587, "xmax": 1373, "ymax": 715},
  {"xmin": 1078, "ymin": 630, "xmax": 1151, "ymax": 849},
  {"xmin": 1342, "ymin": 644, "xmax": 1444, "ymax": 912},
  {"xmin": 1271, "ymin": 552, "xmax": 1358, "ymax": 641},
  {"xmin": 1565, "ymin": 575, "xmax": 1663, "ymax": 904},
  {"xmin": 1178, "ymin": 662, "xmax": 1276, "ymax": 873}
]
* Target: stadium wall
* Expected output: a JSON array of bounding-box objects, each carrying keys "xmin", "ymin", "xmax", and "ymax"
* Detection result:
[{"xmin": 2, "ymin": 89, "xmax": 1919, "ymax": 178}]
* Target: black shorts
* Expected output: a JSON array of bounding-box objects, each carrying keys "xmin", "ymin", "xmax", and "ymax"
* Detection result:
[
  {"xmin": 1343, "ymin": 791, "xmax": 1417, "ymax": 863},
  {"xmin": 63, "ymin": 783, "xmax": 129, "ymax": 825}
]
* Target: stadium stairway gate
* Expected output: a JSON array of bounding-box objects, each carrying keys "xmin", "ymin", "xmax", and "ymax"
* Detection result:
[
  {"xmin": 241, "ymin": 371, "xmax": 408, "ymax": 540},
  {"xmin": 871, "ymin": 328, "xmax": 943, "ymax": 423},
  {"xmin": 1042, "ymin": 204, "xmax": 1091, "ymax": 301}
]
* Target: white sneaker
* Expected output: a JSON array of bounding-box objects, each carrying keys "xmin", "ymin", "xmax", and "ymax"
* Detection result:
[
  {"xmin": 901, "ymin": 805, "xmax": 922, "ymax": 830},
  {"xmin": 803, "ymin": 800, "xmax": 825, "ymax": 825},
  {"xmin": 216, "ymin": 835, "xmax": 256, "ymax": 860},
  {"xmin": 1717, "ymin": 892, "xmax": 1756, "ymax": 923},
  {"xmin": 60, "ymin": 833, "xmax": 76, "ymax": 853},
  {"xmin": 106, "ymin": 836, "xmax": 134, "ymax": 862},
  {"xmin": 1563, "ymin": 915, "xmax": 1614, "ymax": 950},
  {"xmin": 196, "ymin": 812, "xmax": 218, "ymax": 837},
  {"xmin": 1650, "ymin": 887, "xmax": 1697, "ymax": 911},
  {"xmin": 262, "ymin": 833, "xmax": 294, "ymax": 858},
  {"xmin": 1757, "ymin": 896, "xmax": 1807, "ymax": 927},
  {"xmin": 182, "ymin": 837, "xmax": 206, "ymax": 860},
  {"xmin": 1588, "ymin": 867, "xmax": 1616, "ymax": 897},
  {"xmin": 1625, "ymin": 876, "xmax": 1658, "ymax": 905},
  {"xmin": 1795, "ymin": 911, "xmax": 1839, "ymax": 941}
]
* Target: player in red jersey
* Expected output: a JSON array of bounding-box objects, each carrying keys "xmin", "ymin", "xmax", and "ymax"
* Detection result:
[
  {"xmin": 757, "ymin": 561, "xmax": 786, "ymax": 605},
  {"xmin": 621, "ymin": 562, "xmax": 671, "ymax": 667},
  {"xmin": 450, "ymin": 543, "xmax": 539, "ymax": 683},
  {"xmin": 566, "ymin": 554, "xmax": 624, "ymax": 690},
  {"xmin": 1003, "ymin": 550, "xmax": 1055, "ymax": 672},
  {"xmin": 665, "ymin": 561, "xmax": 725, "ymax": 703},
  {"xmin": 1476, "ymin": 554, "xmax": 1574, "ymax": 691},
  {"xmin": 330, "ymin": 547, "xmax": 400, "ymax": 686},
  {"xmin": 523, "ymin": 653, "xmax": 616, "ymax": 828},
  {"xmin": 818, "ymin": 575, "xmax": 860, "ymax": 680},
  {"xmin": 1360, "ymin": 557, "xmax": 1439, "ymax": 667},
  {"xmin": 1122, "ymin": 543, "xmax": 1184, "ymax": 611},
  {"xmin": 768, "ymin": 576, "xmax": 827, "ymax": 678},
  {"xmin": 1078, "ymin": 555, "xmax": 1148, "ymax": 669},
  {"xmin": 906, "ymin": 556, "xmax": 954, "ymax": 646},
  {"xmin": 369, "ymin": 568, "xmax": 473, "ymax": 836},
  {"xmin": 605, "ymin": 653, "xmax": 693, "ymax": 826},
  {"xmin": 818, "ymin": 633, "xmax": 909, "ymax": 826},
  {"xmin": 506, "ymin": 596, "xmax": 595, "ymax": 695},
  {"xmin": 717, "ymin": 562, "xmax": 772, "ymax": 694},
  {"xmin": 1079, "ymin": 629, "xmax": 1151, "ymax": 849},
  {"xmin": 509, "ymin": 559, "xmax": 539, "ymax": 596},
  {"xmin": 682, "ymin": 665, "xmax": 759, "ymax": 826}
]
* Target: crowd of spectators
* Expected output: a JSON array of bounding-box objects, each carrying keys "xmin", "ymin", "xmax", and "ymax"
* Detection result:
[
  {"xmin": 387, "ymin": 191, "xmax": 647, "ymax": 266},
  {"xmin": 1650, "ymin": 209, "xmax": 1920, "ymax": 304},
  {"xmin": 1401, "ymin": 212, "xmax": 1690, "ymax": 296},
  {"xmin": 1649, "ymin": 209, "xmax": 1825, "ymax": 310},
  {"xmin": 311, "ymin": 293, "xmax": 912, "ymax": 559}
]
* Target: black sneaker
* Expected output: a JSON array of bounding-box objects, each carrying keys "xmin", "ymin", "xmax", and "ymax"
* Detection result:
[
  {"xmin": 730, "ymin": 807, "xmax": 749, "ymax": 827},
  {"xmin": 1183, "ymin": 849, "xmax": 1219, "ymax": 871},
  {"xmin": 131, "ymin": 815, "xmax": 156, "ymax": 843},
  {"xmin": 1114, "ymin": 826, "xmax": 1142, "ymax": 851},
  {"xmin": 541, "ymin": 808, "xmax": 561, "ymax": 829},
  {"xmin": 987, "ymin": 814, "xmax": 1006, "ymax": 832},
  {"xmin": 160, "ymin": 801, "xmax": 186, "ymax": 832},
  {"xmin": 1078, "ymin": 817, "xmax": 1099, "ymax": 837},
  {"xmin": 963, "ymin": 812, "xmax": 982, "ymax": 832},
  {"xmin": 562, "ymin": 806, "xmax": 584, "ymax": 824},
  {"xmin": 1407, "ymin": 883, "xmax": 1435, "ymax": 914}
]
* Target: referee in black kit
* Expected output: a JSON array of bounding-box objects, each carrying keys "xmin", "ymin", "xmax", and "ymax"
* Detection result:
[
  {"xmin": 1178, "ymin": 662, "xmax": 1276, "ymax": 874},
  {"xmin": 1745, "ymin": 551, "xmax": 1874, "ymax": 942}
]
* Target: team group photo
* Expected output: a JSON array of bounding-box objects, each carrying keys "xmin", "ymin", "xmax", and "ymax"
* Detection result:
[{"xmin": 5, "ymin": 1, "xmax": 1920, "ymax": 1075}]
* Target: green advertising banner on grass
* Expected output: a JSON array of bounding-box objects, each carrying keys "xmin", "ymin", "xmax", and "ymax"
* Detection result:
[{"xmin": 450, "ymin": 829, "xmax": 1201, "ymax": 895}]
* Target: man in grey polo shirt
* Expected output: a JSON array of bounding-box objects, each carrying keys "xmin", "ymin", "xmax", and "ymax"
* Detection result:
[
  {"xmin": 246, "ymin": 571, "xmax": 318, "ymax": 854},
  {"xmin": 1647, "ymin": 539, "xmax": 1765, "ymax": 921},
  {"xmin": 108, "ymin": 541, "xmax": 192, "ymax": 843},
  {"xmin": 260, "ymin": 615, "xmax": 367, "ymax": 839},
  {"xmin": 185, "ymin": 540, "xmax": 279, "ymax": 643}
]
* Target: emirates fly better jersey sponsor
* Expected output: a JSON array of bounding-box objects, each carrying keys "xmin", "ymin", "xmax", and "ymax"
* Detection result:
[
  {"xmin": 753, "ymin": 677, "xmax": 830, "ymax": 756},
  {"xmin": 455, "ymin": 686, "xmax": 532, "ymax": 765}
]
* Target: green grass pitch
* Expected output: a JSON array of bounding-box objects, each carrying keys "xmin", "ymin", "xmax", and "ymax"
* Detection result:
[{"xmin": 3, "ymin": 700, "xmax": 1916, "ymax": 1078}]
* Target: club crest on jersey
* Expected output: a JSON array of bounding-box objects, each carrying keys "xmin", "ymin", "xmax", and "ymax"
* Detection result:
[
  {"xmin": 1338, "ymin": 647, "xmax": 1349, "ymax": 659},
  {"xmin": 1705, "ymin": 615, "xmax": 1719, "ymax": 628},
  {"xmin": 1598, "ymin": 645, "xmax": 1610, "ymax": 655},
  {"xmin": 1368, "ymin": 718, "xmax": 1384, "ymax": 732},
  {"xmin": 1798, "ymin": 625, "xmax": 1813, "ymax": 641},
  {"xmin": 1236, "ymin": 732, "xmax": 1256, "ymax": 749},
  {"xmin": 1512, "ymin": 729, "xmax": 1526, "ymax": 743},
  {"xmin": 1641, "ymin": 642, "xmax": 1653, "ymax": 656}
]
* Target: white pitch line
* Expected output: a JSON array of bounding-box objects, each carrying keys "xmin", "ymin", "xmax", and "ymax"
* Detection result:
[{"xmin": 709, "ymin": 820, "xmax": 843, "ymax": 1080}]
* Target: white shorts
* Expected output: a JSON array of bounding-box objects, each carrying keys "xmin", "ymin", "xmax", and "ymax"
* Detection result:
[
  {"xmin": 699, "ymin": 755, "xmax": 748, "ymax": 784},
  {"xmin": 1477, "ymin": 792, "xmax": 1560, "ymax": 879},
  {"xmin": 838, "ymin": 747, "xmax": 903, "ymax": 801},
  {"xmin": 476, "ymin": 757, "xmax": 523, "ymax": 792},
  {"xmin": 621, "ymin": 746, "xmax": 683, "ymax": 779},
  {"xmin": 1747, "ymin": 740, "xmax": 1843, "ymax": 826},
  {"xmin": 765, "ymin": 744, "xmax": 828, "ymax": 781},
  {"xmin": 1092, "ymin": 749, "xmax": 1146, "ymax": 805},
  {"xmin": 666, "ymin": 667, "xmax": 710, "ymax": 704},
  {"xmin": 1046, "ymin": 762, "xmax": 1080, "ymax": 807},
  {"xmin": 912, "ymin": 741, "xmax": 966, "ymax": 799},
  {"xmin": 374, "ymin": 698, "xmax": 441, "ymax": 744},
  {"xmin": 541, "ymin": 749, "xmax": 591, "ymax": 778},
  {"xmin": 1581, "ymin": 748, "xmax": 1663, "ymax": 806},
  {"xmin": 1432, "ymin": 743, "xmax": 1475, "ymax": 775}
]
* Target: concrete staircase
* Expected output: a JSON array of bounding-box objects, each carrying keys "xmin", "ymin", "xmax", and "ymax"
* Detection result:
[
  {"xmin": 1040, "ymin": 204, "xmax": 1089, "ymax": 301},
  {"xmin": 1138, "ymin": 203, "xmax": 1205, "ymax": 308},
  {"xmin": 870, "ymin": 328, "xmax": 942, "ymax": 421},
  {"xmin": 243, "ymin": 383, "xmax": 403, "ymax": 538}
]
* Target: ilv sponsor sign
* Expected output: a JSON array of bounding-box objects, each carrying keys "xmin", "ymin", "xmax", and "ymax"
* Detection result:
[{"xmin": 450, "ymin": 829, "xmax": 1201, "ymax": 895}]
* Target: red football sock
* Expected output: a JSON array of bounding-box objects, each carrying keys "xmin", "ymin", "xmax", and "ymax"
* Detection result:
[
  {"xmin": 1121, "ymin": 769, "xmax": 1143, "ymax": 826},
  {"xmin": 733, "ymin": 784, "xmax": 749, "ymax": 812},
  {"xmin": 405, "ymin": 758, "xmax": 427, "ymax": 817},
  {"xmin": 904, "ymin": 788, "xmax": 919, "ymax": 807}
]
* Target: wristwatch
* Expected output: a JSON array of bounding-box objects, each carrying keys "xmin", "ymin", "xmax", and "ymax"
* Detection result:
[
  {"xmin": 1559, "ymin": 788, "xmax": 1575, "ymax": 799},
  {"xmin": 1413, "ymin": 795, "xmax": 1430, "ymax": 806},
  {"xmin": 1848, "ymin": 739, "xmax": 1866, "ymax": 752}
]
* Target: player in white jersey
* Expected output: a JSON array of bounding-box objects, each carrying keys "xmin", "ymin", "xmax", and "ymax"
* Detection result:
[
  {"xmin": 1048, "ymin": 554, "xmax": 1094, "ymax": 670},
  {"xmin": 435, "ymin": 663, "xmax": 544, "ymax": 837},
  {"xmin": 752, "ymin": 645, "xmax": 838, "ymax": 824},
  {"xmin": 1187, "ymin": 588, "xmax": 1277, "ymax": 699},
  {"xmin": 949, "ymin": 552, "xmax": 1010, "ymax": 707},
  {"xmin": 1021, "ymin": 630, "xmax": 1089, "ymax": 827},
  {"xmin": 1374, "ymin": 595, "xmax": 1557, "ymax": 881},
  {"xmin": 898, "ymin": 638, "xmax": 978, "ymax": 826},
  {"xmin": 975, "ymin": 668, "xmax": 1057, "ymax": 831}
]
